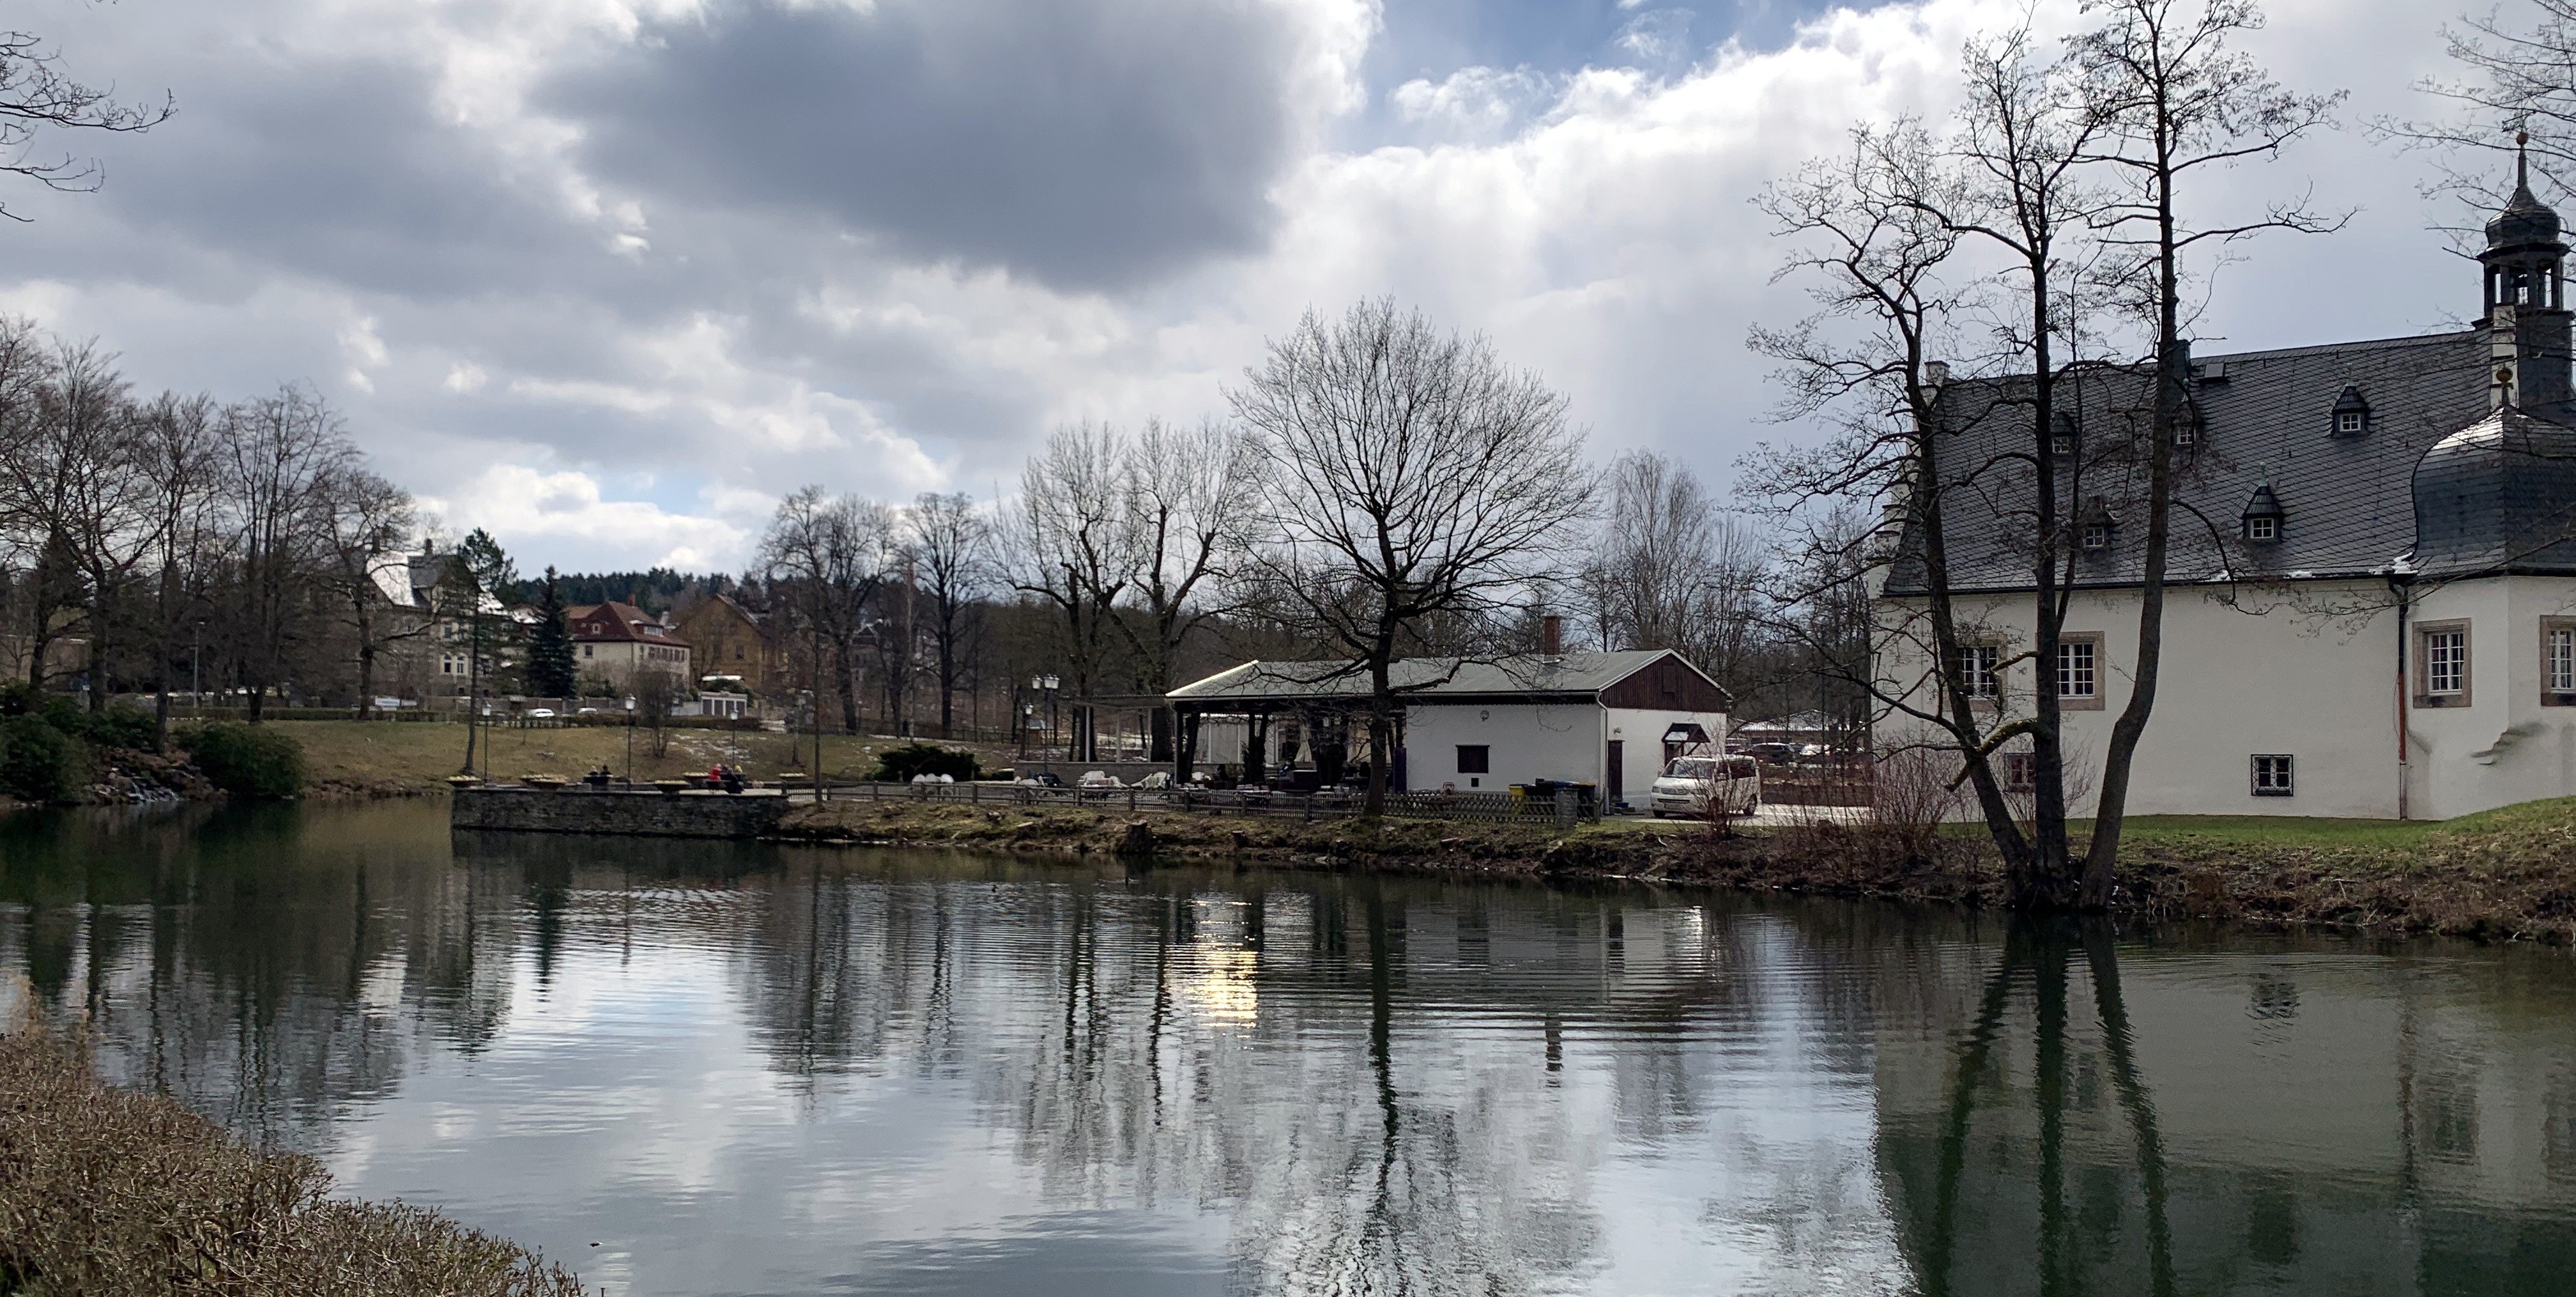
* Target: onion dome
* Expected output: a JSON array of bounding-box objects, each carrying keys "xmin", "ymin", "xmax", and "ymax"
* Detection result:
[
  {"xmin": 2489, "ymin": 150, "xmax": 2562, "ymax": 252},
  {"xmin": 2409, "ymin": 409, "xmax": 2576, "ymax": 576}
]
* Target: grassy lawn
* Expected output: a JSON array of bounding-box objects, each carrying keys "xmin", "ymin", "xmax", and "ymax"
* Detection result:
[
  {"xmin": 271, "ymin": 720, "xmax": 1019, "ymax": 791},
  {"xmin": 2100, "ymin": 814, "xmax": 2440, "ymax": 850}
]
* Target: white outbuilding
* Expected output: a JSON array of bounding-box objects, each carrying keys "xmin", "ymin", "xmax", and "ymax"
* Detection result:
[{"xmin": 1165, "ymin": 648, "xmax": 1732, "ymax": 811}]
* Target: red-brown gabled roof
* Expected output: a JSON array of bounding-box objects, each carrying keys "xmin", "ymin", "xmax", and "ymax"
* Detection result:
[{"xmin": 567, "ymin": 602, "xmax": 691, "ymax": 648}]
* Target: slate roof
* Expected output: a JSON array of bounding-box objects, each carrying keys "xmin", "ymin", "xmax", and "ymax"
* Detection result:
[
  {"xmin": 1883, "ymin": 328, "xmax": 2547, "ymax": 593},
  {"xmin": 2411, "ymin": 409, "xmax": 2576, "ymax": 576},
  {"xmin": 1168, "ymin": 650, "xmax": 1699, "ymax": 705}
]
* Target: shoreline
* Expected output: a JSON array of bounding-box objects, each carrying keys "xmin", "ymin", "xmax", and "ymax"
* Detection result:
[{"xmin": 767, "ymin": 799, "xmax": 2576, "ymax": 946}]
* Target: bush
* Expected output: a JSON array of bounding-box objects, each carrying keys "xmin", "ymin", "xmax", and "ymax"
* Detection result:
[
  {"xmin": 869, "ymin": 742, "xmax": 979, "ymax": 782},
  {"xmin": 0, "ymin": 1027, "xmax": 588, "ymax": 1296},
  {"xmin": 180, "ymin": 722, "xmax": 307, "ymax": 799},
  {"xmin": 0, "ymin": 714, "xmax": 84, "ymax": 804},
  {"xmin": 73, "ymin": 703, "xmax": 160, "ymax": 751}
]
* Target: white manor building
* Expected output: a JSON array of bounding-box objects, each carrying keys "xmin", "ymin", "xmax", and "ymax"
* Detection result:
[{"xmin": 1874, "ymin": 161, "xmax": 2576, "ymax": 820}]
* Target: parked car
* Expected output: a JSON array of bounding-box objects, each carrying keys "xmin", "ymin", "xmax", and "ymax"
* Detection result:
[
  {"xmin": 1016, "ymin": 772, "xmax": 1064, "ymax": 788},
  {"xmin": 1078, "ymin": 771, "xmax": 1123, "ymax": 789},
  {"xmin": 1651, "ymin": 755, "xmax": 1761, "ymax": 818},
  {"xmin": 525, "ymin": 708, "xmax": 556, "ymax": 719},
  {"xmin": 576, "ymin": 707, "xmax": 601, "ymax": 715},
  {"xmin": 1744, "ymin": 742, "xmax": 1800, "ymax": 766},
  {"xmin": 1133, "ymin": 771, "xmax": 1174, "ymax": 789}
]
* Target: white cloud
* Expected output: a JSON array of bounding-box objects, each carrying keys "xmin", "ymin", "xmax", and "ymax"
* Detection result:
[
  {"xmin": 0, "ymin": 0, "xmax": 2493, "ymax": 572},
  {"xmin": 418, "ymin": 464, "xmax": 753, "ymax": 571}
]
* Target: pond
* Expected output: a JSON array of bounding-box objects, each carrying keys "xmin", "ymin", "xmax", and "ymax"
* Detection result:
[{"xmin": 3, "ymin": 801, "xmax": 2573, "ymax": 1296}]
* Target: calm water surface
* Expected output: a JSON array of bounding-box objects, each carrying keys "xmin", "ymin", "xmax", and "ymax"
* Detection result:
[{"xmin": 3, "ymin": 801, "xmax": 2575, "ymax": 1296}]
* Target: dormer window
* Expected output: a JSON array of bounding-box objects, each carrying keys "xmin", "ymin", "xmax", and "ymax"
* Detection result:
[
  {"xmin": 2241, "ymin": 484, "xmax": 2285, "ymax": 543},
  {"xmin": 2050, "ymin": 411, "xmax": 2080, "ymax": 456},
  {"xmin": 2329, "ymin": 384, "xmax": 2370, "ymax": 436},
  {"xmin": 2081, "ymin": 523, "xmax": 2111, "ymax": 551}
]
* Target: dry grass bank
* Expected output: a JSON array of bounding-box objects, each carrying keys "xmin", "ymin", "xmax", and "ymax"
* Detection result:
[
  {"xmin": 778, "ymin": 797, "xmax": 2576, "ymax": 943},
  {"xmin": 0, "ymin": 1026, "xmax": 585, "ymax": 1296},
  {"xmin": 275, "ymin": 721, "xmax": 1016, "ymax": 796}
]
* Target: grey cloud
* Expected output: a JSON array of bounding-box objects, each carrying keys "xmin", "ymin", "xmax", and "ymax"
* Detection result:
[{"xmin": 549, "ymin": 0, "xmax": 1301, "ymax": 291}]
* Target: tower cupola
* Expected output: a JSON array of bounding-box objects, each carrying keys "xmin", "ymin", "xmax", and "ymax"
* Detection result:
[{"xmin": 2480, "ymin": 134, "xmax": 2573, "ymax": 408}]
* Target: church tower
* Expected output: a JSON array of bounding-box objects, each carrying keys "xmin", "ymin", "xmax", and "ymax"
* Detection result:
[{"xmin": 2481, "ymin": 135, "xmax": 2573, "ymax": 408}]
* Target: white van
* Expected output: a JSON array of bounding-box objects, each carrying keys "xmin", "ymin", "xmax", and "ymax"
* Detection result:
[{"xmin": 1650, "ymin": 755, "xmax": 1761, "ymax": 818}]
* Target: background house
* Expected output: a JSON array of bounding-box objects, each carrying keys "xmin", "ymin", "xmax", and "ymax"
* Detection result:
[
  {"xmin": 673, "ymin": 594, "xmax": 782, "ymax": 695},
  {"xmin": 569, "ymin": 601, "xmax": 691, "ymax": 691}
]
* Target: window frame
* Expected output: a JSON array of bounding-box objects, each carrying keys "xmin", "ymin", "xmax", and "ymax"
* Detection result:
[
  {"xmin": 2335, "ymin": 410, "xmax": 2365, "ymax": 435},
  {"xmin": 1954, "ymin": 643, "xmax": 2002, "ymax": 705},
  {"xmin": 2545, "ymin": 618, "xmax": 2576, "ymax": 705},
  {"xmin": 2003, "ymin": 751, "xmax": 2036, "ymax": 792},
  {"xmin": 2250, "ymin": 754, "xmax": 2296, "ymax": 797},
  {"xmin": 2246, "ymin": 514, "xmax": 2279, "ymax": 542},
  {"xmin": 2414, "ymin": 620, "xmax": 2472, "ymax": 707},
  {"xmin": 2054, "ymin": 633, "xmax": 2105, "ymax": 710},
  {"xmin": 1455, "ymin": 744, "xmax": 1490, "ymax": 776},
  {"xmin": 2080, "ymin": 522, "xmax": 2112, "ymax": 553}
]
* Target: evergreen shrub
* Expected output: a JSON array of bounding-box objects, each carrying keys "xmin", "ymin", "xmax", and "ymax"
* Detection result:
[
  {"xmin": 0, "ymin": 714, "xmax": 84, "ymax": 804},
  {"xmin": 181, "ymin": 722, "xmax": 308, "ymax": 799}
]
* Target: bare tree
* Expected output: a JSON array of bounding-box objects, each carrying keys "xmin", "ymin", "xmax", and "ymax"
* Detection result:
[
  {"xmin": 1750, "ymin": 3, "xmax": 2336, "ymax": 910},
  {"xmin": 1229, "ymin": 299, "xmax": 1594, "ymax": 815},
  {"xmin": 759, "ymin": 486, "xmax": 894, "ymax": 738},
  {"xmin": 131, "ymin": 391, "xmax": 218, "ymax": 741},
  {"xmin": 1110, "ymin": 417, "xmax": 1253, "ymax": 757},
  {"xmin": 904, "ymin": 491, "xmax": 993, "ymax": 740},
  {"xmin": 1011, "ymin": 424, "xmax": 1135, "ymax": 760},
  {"xmin": 0, "ymin": 26, "xmax": 171, "ymax": 219},
  {"xmin": 1578, "ymin": 450, "xmax": 1765, "ymax": 684},
  {"xmin": 217, "ymin": 385, "xmax": 353, "ymax": 720},
  {"xmin": 317, "ymin": 467, "xmax": 417, "ymax": 719},
  {"xmin": 2069, "ymin": 0, "xmax": 2343, "ymax": 903},
  {"xmin": 2385, "ymin": 1, "xmax": 2576, "ymax": 213}
]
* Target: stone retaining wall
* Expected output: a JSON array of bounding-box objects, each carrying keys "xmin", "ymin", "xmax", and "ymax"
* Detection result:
[{"xmin": 451, "ymin": 785, "xmax": 791, "ymax": 839}]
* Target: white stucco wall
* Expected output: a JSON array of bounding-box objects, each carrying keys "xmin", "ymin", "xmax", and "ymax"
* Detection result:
[
  {"xmin": 1402, "ymin": 702, "xmax": 1602, "ymax": 792},
  {"xmin": 1877, "ymin": 575, "xmax": 2576, "ymax": 820},
  {"xmin": 1397, "ymin": 702, "xmax": 1727, "ymax": 803}
]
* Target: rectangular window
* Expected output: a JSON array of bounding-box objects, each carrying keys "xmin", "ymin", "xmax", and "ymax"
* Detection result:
[
  {"xmin": 2416, "ymin": 622, "xmax": 2471, "ymax": 706},
  {"xmin": 2247, "ymin": 515, "xmax": 2278, "ymax": 542},
  {"xmin": 2546, "ymin": 619, "xmax": 2576, "ymax": 704},
  {"xmin": 2004, "ymin": 752, "xmax": 2035, "ymax": 792},
  {"xmin": 2336, "ymin": 411, "xmax": 2365, "ymax": 434},
  {"xmin": 2056, "ymin": 638, "xmax": 2097, "ymax": 704},
  {"xmin": 1956, "ymin": 645, "xmax": 2000, "ymax": 700},
  {"xmin": 2081, "ymin": 523, "xmax": 2111, "ymax": 552},
  {"xmin": 1455, "ymin": 745, "xmax": 1490, "ymax": 774},
  {"xmin": 2251, "ymin": 755, "xmax": 2296, "ymax": 796}
]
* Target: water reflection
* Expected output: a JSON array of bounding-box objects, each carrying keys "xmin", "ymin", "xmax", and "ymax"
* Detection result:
[{"xmin": 1, "ymin": 802, "xmax": 2572, "ymax": 1296}]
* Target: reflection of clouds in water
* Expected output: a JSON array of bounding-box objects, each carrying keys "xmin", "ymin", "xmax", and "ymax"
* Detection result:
[{"xmin": 19, "ymin": 806, "xmax": 2576, "ymax": 1296}]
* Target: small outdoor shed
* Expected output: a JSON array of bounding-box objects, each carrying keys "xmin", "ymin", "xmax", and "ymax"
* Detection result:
[{"xmin": 1165, "ymin": 650, "xmax": 1731, "ymax": 810}]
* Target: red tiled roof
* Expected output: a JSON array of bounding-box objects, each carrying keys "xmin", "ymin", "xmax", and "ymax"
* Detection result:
[{"xmin": 567, "ymin": 602, "xmax": 691, "ymax": 648}]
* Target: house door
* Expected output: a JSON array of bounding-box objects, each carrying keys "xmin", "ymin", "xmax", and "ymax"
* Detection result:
[{"xmin": 1606, "ymin": 741, "xmax": 1624, "ymax": 808}]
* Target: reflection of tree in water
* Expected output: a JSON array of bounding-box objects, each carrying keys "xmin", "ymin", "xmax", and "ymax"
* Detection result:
[
  {"xmin": 728, "ymin": 860, "xmax": 1877, "ymax": 1294},
  {"xmin": 0, "ymin": 806, "xmax": 543, "ymax": 1149}
]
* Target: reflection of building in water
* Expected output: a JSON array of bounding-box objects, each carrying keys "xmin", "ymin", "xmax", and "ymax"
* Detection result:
[{"xmin": 1870, "ymin": 936, "xmax": 2576, "ymax": 1296}]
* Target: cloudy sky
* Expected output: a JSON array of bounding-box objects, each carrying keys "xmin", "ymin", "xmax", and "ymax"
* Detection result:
[{"xmin": 0, "ymin": 0, "xmax": 2516, "ymax": 572}]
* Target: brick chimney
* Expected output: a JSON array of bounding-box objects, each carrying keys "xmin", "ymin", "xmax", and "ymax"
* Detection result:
[{"xmin": 1540, "ymin": 614, "xmax": 1563, "ymax": 658}]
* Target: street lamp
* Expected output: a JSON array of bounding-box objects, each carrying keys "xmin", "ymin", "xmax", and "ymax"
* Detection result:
[{"xmin": 624, "ymin": 695, "xmax": 636, "ymax": 785}]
